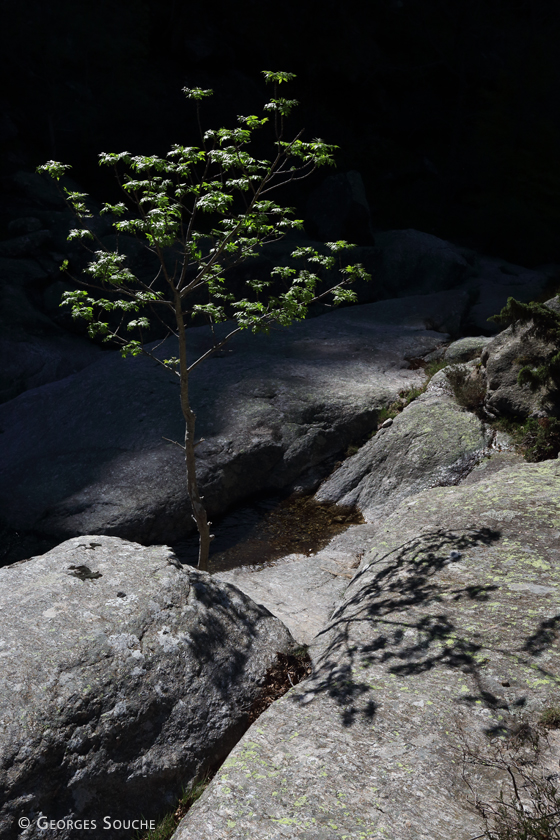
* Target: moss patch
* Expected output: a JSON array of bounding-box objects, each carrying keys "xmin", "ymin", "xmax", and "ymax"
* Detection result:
[{"xmin": 493, "ymin": 416, "xmax": 560, "ymax": 461}]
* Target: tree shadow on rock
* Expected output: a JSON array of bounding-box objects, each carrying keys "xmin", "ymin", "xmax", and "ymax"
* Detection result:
[
  {"xmin": 524, "ymin": 614, "xmax": 560, "ymax": 658},
  {"xmin": 294, "ymin": 528, "xmax": 502, "ymax": 726}
]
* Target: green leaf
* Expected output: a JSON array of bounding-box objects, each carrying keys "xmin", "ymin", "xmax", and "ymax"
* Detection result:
[
  {"xmin": 264, "ymin": 98, "xmax": 299, "ymax": 117},
  {"xmin": 326, "ymin": 240, "xmax": 353, "ymax": 253},
  {"xmin": 86, "ymin": 251, "xmax": 136, "ymax": 286},
  {"xmin": 99, "ymin": 151, "xmax": 132, "ymax": 166},
  {"xmin": 262, "ymin": 71, "xmax": 296, "ymax": 84},
  {"xmin": 67, "ymin": 228, "xmax": 94, "ymax": 241},
  {"xmin": 100, "ymin": 202, "xmax": 127, "ymax": 217},
  {"xmin": 127, "ymin": 317, "xmax": 150, "ymax": 331},
  {"xmin": 36, "ymin": 160, "xmax": 71, "ymax": 180},
  {"xmin": 290, "ymin": 246, "xmax": 319, "ymax": 260},
  {"xmin": 120, "ymin": 341, "xmax": 144, "ymax": 358},
  {"xmin": 237, "ymin": 115, "xmax": 268, "ymax": 129},
  {"xmin": 183, "ymin": 87, "xmax": 213, "ymax": 100}
]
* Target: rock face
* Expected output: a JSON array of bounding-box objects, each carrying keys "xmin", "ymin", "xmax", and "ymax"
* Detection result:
[
  {"xmin": 0, "ymin": 326, "xmax": 101, "ymax": 405},
  {"xmin": 362, "ymin": 228, "xmax": 477, "ymax": 297},
  {"xmin": 0, "ymin": 254, "xmax": 101, "ymax": 405},
  {"xmin": 0, "ymin": 536, "xmax": 294, "ymax": 839},
  {"xmin": 345, "ymin": 234, "xmax": 552, "ymax": 334},
  {"xmin": 1, "ymin": 165, "xmax": 553, "ymax": 414},
  {"xmin": 315, "ymin": 369, "xmax": 494, "ymax": 525},
  {"xmin": 173, "ymin": 455, "xmax": 560, "ymax": 840},
  {"xmin": 482, "ymin": 301, "xmax": 560, "ymax": 418},
  {"xmin": 459, "ymin": 255, "xmax": 552, "ymax": 335},
  {"xmin": 337, "ymin": 288, "xmax": 470, "ymax": 336},
  {"xmin": 0, "ymin": 173, "xmax": 107, "ymax": 404},
  {"xmin": 305, "ymin": 171, "xmax": 375, "ymax": 245},
  {"xmin": 0, "ymin": 299, "xmax": 449, "ymax": 552}
]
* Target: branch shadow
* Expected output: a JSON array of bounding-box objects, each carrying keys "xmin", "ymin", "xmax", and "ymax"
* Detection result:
[{"xmin": 293, "ymin": 527, "xmax": 504, "ymax": 726}]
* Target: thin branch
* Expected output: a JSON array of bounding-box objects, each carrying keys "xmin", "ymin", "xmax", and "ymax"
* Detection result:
[
  {"xmin": 259, "ymin": 166, "xmax": 317, "ymax": 195},
  {"xmin": 145, "ymin": 329, "xmax": 175, "ymax": 354},
  {"xmin": 162, "ymin": 436, "xmax": 185, "ymax": 450},
  {"xmin": 507, "ymin": 764, "xmax": 521, "ymax": 803},
  {"xmin": 140, "ymin": 348, "xmax": 181, "ymax": 377},
  {"xmin": 186, "ymin": 325, "xmax": 243, "ymax": 373}
]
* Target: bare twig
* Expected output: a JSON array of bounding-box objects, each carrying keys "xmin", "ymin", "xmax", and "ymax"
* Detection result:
[{"xmin": 162, "ymin": 437, "xmax": 185, "ymax": 450}]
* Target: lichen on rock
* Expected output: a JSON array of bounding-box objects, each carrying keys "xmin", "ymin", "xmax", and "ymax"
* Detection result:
[{"xmin": 174, "ymin": 456, "xmax": 560, "ymax": 840}]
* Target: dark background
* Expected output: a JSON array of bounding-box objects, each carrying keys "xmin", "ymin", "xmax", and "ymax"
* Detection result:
[{"xmin": 2, "ymin": 0, "xmax": 560, "ymax": 267}]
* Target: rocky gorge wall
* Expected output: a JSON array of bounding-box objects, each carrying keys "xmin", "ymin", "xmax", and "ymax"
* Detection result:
[{"xmin": 1, "ymin": 165, "xmax": 560, "ymax": 836}]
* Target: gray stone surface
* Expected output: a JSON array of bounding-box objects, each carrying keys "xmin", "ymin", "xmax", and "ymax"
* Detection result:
[
  {"xmin": 174, "ymin": 456, "xmax": 560, "ymax": 840},
  {"xmin": 0, "ymin": 536, "xmax": 294, "ymax": 839},
  {"xmin": 315, "ymin": 370, "xmax": 494, "ymax": 524},
  {"xmin": 443, "ymin": 334, "xmax": 491, "ymax": 363},
  {"xmin": 0, "ymin": 229, "xmax": 52, "ymax": 258},
  {"xmin": 223, "ymin": 231, "xmax": 555, "ymax": 327},
  {"xmin": 0, "ymin": 299, "xmax": 449, "ymax": 546},
  {"xmin": 0, "ymin": 331, "xmax": 102, "ymax": 405},
  {"xmin": 341, "ymin": 288, "xmax": 470, "ymax": 336},
  {"xmin": 1, "ymin": 215, "xmax": 551, "ymax": 411},
  {"xmin": 215, "ymin": 547, "xmax": 363, "ymax": 646}
]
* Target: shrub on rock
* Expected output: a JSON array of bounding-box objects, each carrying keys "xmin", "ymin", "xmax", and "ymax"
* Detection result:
[{"xmin": 483, "ymin": 295, "xmax": 560, "ymax": 420}]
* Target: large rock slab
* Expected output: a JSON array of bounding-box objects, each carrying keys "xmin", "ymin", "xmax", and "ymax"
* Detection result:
[
  {"xmin": 339, "ymin": 288, "xmax": 470, "ymax": 336},
  {"xmin": 0, "ymin": 536, "xmax": 294, "ymax": 839},
  {"xmin": 357, "ymin": 229, "xmax": 477, "ymax": 298},
  {"xmin": 315, "ymin": 369, "xmax": 494, "ymax": 524},
  {"xmin": 0, "ymin": 299, "xmax": 449, "ymax": 549},
  {"xmin": 0, "ymin": 330, "xmax": 102, "ymax": 405},
  {"xmin": 174, "ymin": 456, "xmax": 560, "ymax": 840},
  {"xmin": 441, "ymin": 335, "xmax": 491, "ymax": 363}
]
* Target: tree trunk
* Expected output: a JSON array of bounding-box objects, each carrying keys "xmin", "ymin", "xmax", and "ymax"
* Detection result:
[
  {"xmin": 175, "ymin": 291, "xmax": 212, "ymax": 571},
  {"xmin": 183, "ymin": 404, "xmax": 212, "ymax": 572}
]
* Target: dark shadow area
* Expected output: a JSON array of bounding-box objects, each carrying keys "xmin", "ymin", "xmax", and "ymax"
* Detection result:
[
  {"xmin": 3, "ymin": 1, "xmax": 560, "ymax": 266},
  {"xmin": 0, "ymin": 521, "xmax": 61, "ymax": 568}
]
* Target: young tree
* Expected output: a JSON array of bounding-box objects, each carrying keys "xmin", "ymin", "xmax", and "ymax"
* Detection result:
[{"xmin": 38, "ymin": 71, "xmax": 370, "ymax": 571}]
